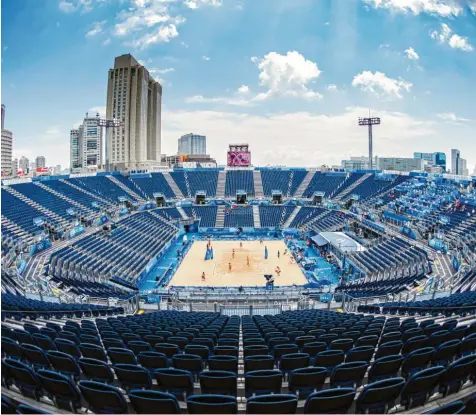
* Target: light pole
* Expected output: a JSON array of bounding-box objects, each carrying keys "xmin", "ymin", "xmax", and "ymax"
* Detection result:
[
  {"xmin": 96, "ymin": 115, "xmax": 123, "ymax": 172},
  {"xmin": 358, "ymin": 115, "xmax": 381, "ymax": 170}
]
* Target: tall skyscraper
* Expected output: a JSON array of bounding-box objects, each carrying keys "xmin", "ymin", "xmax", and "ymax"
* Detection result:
[
  {"xmin": 451, "ymin": 149, "xmax": 461, "ymax": 175},
  {"xmin": 19, "ymin": 156, "xmax": 29, "ymax": 172},
  {"xmin": 36, "ymin": 156, "xmax": 46, "ymax": 169},
  {"xmin": 70, "ymin": 128, "xmax": 82, "ymax": 169},
  {"xmin": 178, "ymin": 133, "xmax": 207, "ymax": 155},
  {"xmin": 106, "ymin": 54, "xmax": 162, "ymax": 171},
  {"xmin": 1, "ymin": 104, "xmax": 13, "ymax": 176},
  {"xmin": 11, "ymin": 158, "xmax": 18, "ymax": 176}
]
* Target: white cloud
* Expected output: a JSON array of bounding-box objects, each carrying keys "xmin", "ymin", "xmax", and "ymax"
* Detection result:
[
  {"xmin": 404, "ymin": 47, "xmax": 419, "ymax": 60},
  {"xmin": 202, "ymin": 55, "xmax": 211, "ymax": 61},
  {"xmin": 326, "ymin": 84, "xmax": 338, "ymax": 92},
  {"xmin": 103, "ymin": 38, "xmax": 111, "ymax": 45},
  {"xmin": 352, "ymin": 71, "xmax": 412, "ymax": 99},
  {"xmin": 184, "ymin": 0, "xmax": 222, "ymax": 9},
  {"xmin": 58, "ymin": 0, "xmax": 105, "ymax": 14},
  {"xmin": 149, "ymin": 67, "xmax": 175, "ymax": 74},
  {"xmin": 362, "ymin": 0, "xmax": 464, "ymax": 17},
  {"xmin": 127, "ymin": 24, "xmax": 179, "ymax": 49},
  {"xmin": 86, "ymin": 20, "xmax": 107, "ymax": 37},
  {"xmin": 88, "ymin": 106, "xmax": 106, "ymax": 117},
  {"xmin": 185, "ymin": 95, "xmax": 252, "ymax": 106},
  {"xmin": 181, "ymin": 41, "xmax": 189, "ymax": 48},
  {"xmin": 237, "ymin": 85, "xmax": 249, "ymax": 94},
  {"xmin": 113, "ymin": 0, "xmax": 184, "ymax": 38},
  {"xmin": 59, "ymin": 0, "xmax": 77, "ymax": 13},
  {"xmin": 186, "ymin": 51, "xmax": 324, "ymax": 106},
  {"xmin": 470, "ymin": 0, "xmax": 476, "ymax": 14},
  {"xmin": 251, "ymin": 51, "xmax": 323, "ymax": 100},
  {"xmin": 162, "ymin": 107, "xmax": 437, "ymax": 166},
  {"xmin": 430, "ymin": 23, "xmax": 473, "ymax": 52},
  {"xmin": 438, "ymin": 112, "xmax": 471, "ymax": 122}
]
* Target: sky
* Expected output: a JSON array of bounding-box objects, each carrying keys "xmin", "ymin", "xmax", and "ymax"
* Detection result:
[{"xmin": 1, "ymin": 0, "xmax": 476, "ymax": 172}]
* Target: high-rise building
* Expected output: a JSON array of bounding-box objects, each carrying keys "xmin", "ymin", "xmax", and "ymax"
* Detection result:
[
  {"xmin": 30, "ymin": 161, "xmax": 36, "ymax": 170},
  {"xmin": 70, "ymin": 128, "xmax": 82, "ymax": 169},
  {"xmin": 54, "ymin": 165, "xmax": 62, "ymax": 175},
  {"xmin": 36, "ymin": 156, "xmax": 46, "ymax": 168},
  {"xmin": 378, "ymin": 157, "xmax": 424, "ymax": 172},
  {"xmin": 414, "ymin": 152, "xmax": 446, "ymax": 171},
  {"xmin": 70, "ymin": 113, "xmax": 103, "ymax": 171},
  {"xmin": 178, "ymin": 133, "xmax": 206, "ymax": 155},
  {"xmin": 451, "ymin": 149, "xmax": 461, "ymax": 175},
  {"xmin": 106, "ymin": 54, "xmax": 162, "ymax": 171},
  {"xmin": 19, "ymin": 156, "xmax": 29, "ymax": 172},
  {"xmin": 459, "ymin": 157, "xmax": 468, "ymax": 177},
  {"xmin": 11, "ymin": 158, "xmax": 18, "ymax": 176},
  {"xmin": 1, "ymin": 104, "xmax": 13, "ymax": 177}
]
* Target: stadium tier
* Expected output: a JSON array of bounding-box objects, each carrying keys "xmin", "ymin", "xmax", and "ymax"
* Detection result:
[{"xmin": 1, "ymin": 306, "xmax": 476, "ymax": 413}]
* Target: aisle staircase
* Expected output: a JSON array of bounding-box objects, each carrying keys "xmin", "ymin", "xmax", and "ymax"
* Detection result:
[
  {"xmin": 107, "ymin": 176, "xmax": 144, "ymax": 201},
  {"xmin": 35, "ymin": 182, "xmax": 94, "ymax": 215},
  {"xmin": 253, "ymin": 171, "xmax": 264, "ymax": 198},
  {"xmin": 183, "ymin": 171, "xmax": 192, "ymax": 198},
  {"xmin": 253, "ymin": 205, "xmax": 261, "ymax": 228},
  {"xmin": 176, "ymin": 206, "xmax": 188, "ymax": 220},
  {"xmin": 216, "ymin": 171, "xmax": 227, "ymax": 199},
  {"xmin": 303, "ymin": 209, "xmax": 330, "ymax": 231},
  {"xmin": 59, "ymin": 179, "xmax": 111, "ymax": 206},
  {"xmin": 283, "ymin": 206, "xmax": 301, "ymax": 228},
  {"xmin": 295, "ymin": 170, "xmax": 315, "ymax": 198},
  {"xmin": 4, "ymin": 186, "xmax": 66, "ymax": 226},
  {"xmin": 334, "ymin": 173, "xmax": 373, "ymax": 201},
  {"xmin": 215, "ymin": 205, "xmax": 226, "ymax": 227},
  {"xmin": 163, "ymin": 172, "xmax": 185, "ymax": 199}
]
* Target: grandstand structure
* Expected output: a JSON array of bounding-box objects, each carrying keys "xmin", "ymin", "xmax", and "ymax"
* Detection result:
[{"xmin": 1, "ymin": 167, "xmax": 476, "ymax": 413}]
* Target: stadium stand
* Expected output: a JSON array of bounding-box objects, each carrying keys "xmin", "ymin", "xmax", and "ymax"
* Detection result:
[
  {"xmin": 181, "ymin": 206, "xmax": 218, "ymax": 228},
  {"xmin": 67, "ymin": 176, "xmax": 138, "ymax": 203},
  {"xmin": 170, "ymin": 170, "xmax": 219, "ymax": 198},
  {"xmin": 1, "ymin": 307, "xmax": 475, "ymax": 414},
  {"xmin": 129, "ymin": 173, "xmax": 176, "ymax": 199},
  {"xmin": 224, "ymin": 206, "xmax": 254, "ymax": 228},
  {"xmin": 225, "ymin": 171, "xmax": 255, "ymax": 198},
  {"xmin": 259, "ymin": 205, "xmax": 296, "ymax": 228},
  {"xmin": 49, "ymin": 211, "xmax": 178, "ymax": 283},
  {"xmin": 260, "ymin": 169, "xmax": 307, "ymax": 197}
]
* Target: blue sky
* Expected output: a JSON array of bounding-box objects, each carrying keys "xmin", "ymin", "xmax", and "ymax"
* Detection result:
[{"xmin": 2, "ymin": 0, "xmax": 476, "ymax": 171}]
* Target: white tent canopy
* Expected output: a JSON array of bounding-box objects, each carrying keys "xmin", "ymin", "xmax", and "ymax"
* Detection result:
[{"xmin": 311, "ymin": 232, "xmax": 365, "ymax": 253}]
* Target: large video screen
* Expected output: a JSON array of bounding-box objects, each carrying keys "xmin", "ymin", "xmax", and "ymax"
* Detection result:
[{"xmin": 227, "ymin": 151, "xmax": 251, "ymax": 166}]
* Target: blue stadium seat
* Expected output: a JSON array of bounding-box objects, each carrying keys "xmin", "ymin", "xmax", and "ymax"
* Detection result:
[
  {"xmin": 199, "ymin": 370, "xmax": 238, "ymax": 396},
  {"xmin": 78, "ymin": 380, "xmax": 128, "ymax": 414},
  {"xmin": 155, "ymin": 368, "xmax": 194, "ymax": 400},
  {"xmin": 288, "ymin": 366, "xmax": 327, "ymax": 398},
  {"xmin": 3, "ymin": 358, "xmax": 42, "ymax": 400},
  {"xmin": 113, "ymin": 364, "xmax": 152, "ymax": 390},
  {"xmin": 187, "ymin": 394, "xmax": 238, "ymax": 414},
  {"xmin": 400, "ymin": 366, "xmax": 446, "ymax": 410},
  {"xmin": 246, "ymin": 394, "xmax": 298, "ymax": 414},
  {"xmin": 78, "ymin": 358, "xmax": 115, "ymax": 384},
  {"xmin": 245, "ymin": 370, "xmax": 282, "ymax": 397},
  {"xmin": 129, "ymin": 390, "xmax": 180, "ymax": 414},
  {"xmin": 36, "ymin": 369, "xmax": 82, "ymax": 412},
  {"xmin": 47, "ymin": 350, "xmax": 81, "ymax": 379},
  {"xmin": 356, "ymin": 377, "xmax": 405, "ymax": 414},
  {"xmin": 304, "ymin": 388, "xmax": 356, "ymax": 414},
  {"xmin": 369, "ymin": 354, "xmax": 404, "ymax": 383}
]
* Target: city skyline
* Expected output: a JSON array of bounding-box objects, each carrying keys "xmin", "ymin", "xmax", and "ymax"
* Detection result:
[{"xmin": 2, "ymin": 0, "xmax": 475, "ymax": 170}]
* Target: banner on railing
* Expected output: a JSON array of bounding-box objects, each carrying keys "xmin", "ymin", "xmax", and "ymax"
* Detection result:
[{"xmin": 29, "ymin": 238, "xmax": 52, "ymax": 257}]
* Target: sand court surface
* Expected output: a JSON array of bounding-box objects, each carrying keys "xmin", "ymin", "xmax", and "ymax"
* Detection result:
[{"xmin": 169, "ymin": 240, "xmax": 308, "ymax": 287}]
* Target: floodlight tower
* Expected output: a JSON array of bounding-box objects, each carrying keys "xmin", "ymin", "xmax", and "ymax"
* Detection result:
[
  {"xmin": 358, "ymin": 115, "xmax": 381, "ymax": 170},
  {"xmin": 96, "ymin": 114, "xmax": 123, "ymax": 172}
]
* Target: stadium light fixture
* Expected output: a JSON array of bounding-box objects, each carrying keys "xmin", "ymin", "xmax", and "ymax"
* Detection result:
[{"xmin": 358, "ymin": 116, "xmax": 381, "ymax": 170}]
